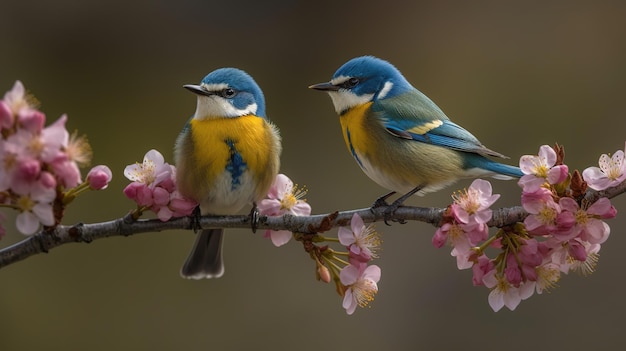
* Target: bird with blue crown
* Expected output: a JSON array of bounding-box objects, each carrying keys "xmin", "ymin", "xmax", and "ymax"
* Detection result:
[
  {"xmin": 309, "ymin": 56, "xmax": 522, "ymax": 216},
  {"xmin": 175, "ymin": 68, "xmax": 281, "ymax": 279}
]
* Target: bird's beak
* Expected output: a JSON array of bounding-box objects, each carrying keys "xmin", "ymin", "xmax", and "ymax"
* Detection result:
[
  {"xmin": 183, "ymin": 84, "xmax": 215, "ymax": 97},
  {"xmin": 308, "ymin": 82, "xmax": 340, "ymax": 92}
]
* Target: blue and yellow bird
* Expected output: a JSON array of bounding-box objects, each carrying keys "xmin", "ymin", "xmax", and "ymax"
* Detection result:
[
  {"xmin": 309, "ymin": 56, "xmax": 522, "ymax": 207},
  {"xmin": 175, "ymin": 68, "xmax": 281, "ymax": 279}
]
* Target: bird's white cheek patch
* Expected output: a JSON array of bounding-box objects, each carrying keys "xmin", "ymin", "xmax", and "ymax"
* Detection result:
[
  {"xmin": 194, "ymin": 97, "xmax": 257, "ymax": 119},
  {"xmin": 328, "ymin": 91, "xmax": 374, "ymax": 114}
]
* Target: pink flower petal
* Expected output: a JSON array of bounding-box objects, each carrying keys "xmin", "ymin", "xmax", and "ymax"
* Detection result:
[
  {"xmin": 33, "ymin": 203, "xmax": 54, "ymax": 226},
  {"xmin": 342, "ymin": 289, "xmax": 357, "ymax": 315},
  {"xmin": 338, "ymin": 226, "xmax": 356, "ymax": 246},
  {"xmin": 16, "ymin": 211, "xmax": 39, "ymax": 235},
  {"xmin": 488, "ymin": 289, "xmax": 505, "ymax": 312},
  {"xmin": 269, "ymin": 230, "xmax": 293, "ymax": 247},
  {"xmin": 256, "ymin": 198, "xmax": 281, "ymax": 215},
  {"xmin": 290, "ymin": 202, "xmax": 311, "ymax": 216},
  {"xmin": 538, "ymin": 145, "xmax": 557, "ymax": 167},
  {"xmin": 362, "ymin": 264, "xmax": 381, "ymax": 283},
  {"xmin": 339, "ymin": 264, "xmax": 360, "ymax": 286}
]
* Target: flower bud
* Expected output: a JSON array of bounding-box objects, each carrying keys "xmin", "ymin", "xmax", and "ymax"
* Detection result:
[
  {"xmin": 87, "ymin": 165, "xmax": 112, "ymax": 190},
  {"xmin": 316, "ymin": 264, "xmax": 331, "ymax": 283}
]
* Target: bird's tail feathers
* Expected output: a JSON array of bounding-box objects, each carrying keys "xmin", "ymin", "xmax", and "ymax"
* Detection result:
[
  {"xmin": 180, "ymin": 228, "xmax": 225, "ymax": 279},
  {"xmin": 482, "ymin": 160, "xmax": 523, "ymax": 179},
  {"xmin": 465, "ymin": 156, "xmax": 523, "ymax": 179}
]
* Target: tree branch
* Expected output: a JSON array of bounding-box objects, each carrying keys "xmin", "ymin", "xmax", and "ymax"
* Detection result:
[{"xmin": 1, "ymin": 184, "xmax": 624, "ymax": 270}]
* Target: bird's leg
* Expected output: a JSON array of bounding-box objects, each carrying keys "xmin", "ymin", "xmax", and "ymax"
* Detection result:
[
  {"xmin": 249, "ymin": 202, "xmax": 260, "ymax": 233},
  {"xmin": 382, "ymin": 185, "xmax": 423, "ymax": 225},
  {"xmin": 370, "ymin": 191, "xmax": 397, "ymax": 209},
  {"xmin": 190, "ymin": 205, "xmax": 202, "ymax": 232}
]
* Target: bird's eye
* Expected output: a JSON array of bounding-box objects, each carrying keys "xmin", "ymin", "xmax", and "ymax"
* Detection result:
[
  {"xmin": 342, "ymin": 77, "xmax": 360, "ymax": 89},
  {"xmin": 221, "ymin": 88, "xmax": 237, "ymax": 98}
]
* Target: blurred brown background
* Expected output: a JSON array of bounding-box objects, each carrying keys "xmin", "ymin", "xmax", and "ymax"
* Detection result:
[{"xmin": 2, "ymin": 1, "xmax": 626, "ymax": 350}]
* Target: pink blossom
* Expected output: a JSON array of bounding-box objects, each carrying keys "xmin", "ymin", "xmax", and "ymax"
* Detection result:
[
  {"xmin": 6, "ymin": 116, "xmax": 66, "ymax": 163},
  {"xmin": 168, "ymin": 192, "xmax": 198, "ymax": 217},
  {"xmin": 436, "ymin": 179, "xmax": 497, "ymax": 250},
  {"xmin": 568, "ymin": 242, "xmax": 601, "ymax": 276},
  {"xmin": 17, "ymin": 109, "xmax": 45, "ymax": 133},
  {"xmin": 559, "ymin": 197, "xmax": 615, "ymax": 244},
  {"xmin": 521, "ymin": 186, "xmax": 553, "ymax": 209},
  {"xmin": 257, "ymin": 174, "xmax": 311, "ymax": 216},
  {"xmin": 86, "ymin": 165, "xmax": 113, "ymax": 190},
  {"xmin": 548, "ymin": 238, "xmax": 600, "ymax": 275},
  {"xmin": 14, "ymin": 181, "xmax": 56, "ymax": 235},
  {"xmin": 433, "ymin": 197, "xmax": 491, "ymax": 270},
  {"xmin": 0, "ymin": 138, "xmax": 20, "ymax": 191},
  {"xmin": 504, "ymin": 254, "xmax": 523, "ymax": 287},
  {"xmin": 39, "ymin": 171, "xmax": 56, "ymax": 189},
  {"xmin": 532, "ymin": 263, "xmax": 561, "ymax": 294},
  {"xmin": 483, "ymin": 270, "xmax": 534, "ymax": 312},
  {"xmin": 50, "ymin": 154, "xmax": 82, "ymax": 188},
  {"xmin": 123, "ymin": 150, "xmax": 198, "ymax": 221},
  {"xmin": 124, "ymin": 149, "xmax": 172, "ymax": 188},
  {"xmin": 472, "ymin": 254, "xmax": 494, "ymax": 286},
  {"xmin": 451, "ymin": 179, "xmax": 499, "ymax": 226},
  {"xmin": 451, "ymin": 246, "xmax": 475, "ymax": 270},
  {"xmin": 3, "ymin": 114, "xmax": 79, "ymax": 190},
  {"xmin": 257, "ymin": 174, "xmax": 311, "ymax": 247},
  {"xmin": 515, "ymin": 238, "xmax": 542, "ymax": 282},
  {"xmin": 522, "ymin": 188, "xmax": 575, "ymax": 238},
  {"xmin": 16, "ymin": 158, "xmax": 41, "ymax": 182},
  {"xmin": 3, "ymin": 81, "xmax": 35, "ymax": 117},
  {"xmin": 518, "ymin": 145, "xmax": 569, "ymax": 192},
  {"xmin": 340, "ymin": 264, "xmax": 381, "ymax": 315},
  {"xmin": 152, "ymin": 187, "xmax": 170, "ymax": 207},
  {"xmin": 431, "ymin": 225, "xmax": 449, "ymax": 248},
  {"xmin": 124, "ymin": 182, "xmax": 153, "ymax": 207},
  {"xmin": 39, "ymin": 115, "xmax": 70, "ymax": 162},
  {"xmin": 582, "ymin": 143, "xmax": 626, "ymax": 191},
  {"xmin": 338, "ymin": 213, "xmax": 380, "ymax": 262}
]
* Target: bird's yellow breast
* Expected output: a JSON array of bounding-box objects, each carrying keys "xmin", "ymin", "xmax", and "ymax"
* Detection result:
[
  {"xmin": 339, "ymin": 102, "xmax": 374, "ymax": 160},
  {"xmin": 181, "ymin": 115, "xmax": 276, "ymax": 205},
  {"xmin": 189, "ymin": 115, "xmax": 270, "ymax": 178}
]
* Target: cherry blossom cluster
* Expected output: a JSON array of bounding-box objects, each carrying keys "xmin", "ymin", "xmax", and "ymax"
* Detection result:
[
  {"xmin": 433, "ymin": 144, "xmax": 619, "ymax": 311},
  {"xmin": 0, "ymin": 81, "xmax": 112, "ymax": 237},
  {"xmin": 336, "ymin": 213, "xmax": 382, "ymax": 315},
  {"xmin": 123, "ymin": 149, "xmax": 197, "ymax": 221},
  {"xmin": 257, "ymin": 174, "xmax": 381, "ymax": 315}
]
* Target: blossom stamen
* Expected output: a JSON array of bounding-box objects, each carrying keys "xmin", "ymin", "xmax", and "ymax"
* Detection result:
[{"xmin": 352, "ymin": 279, "xmax": 378, "ymax": 308}]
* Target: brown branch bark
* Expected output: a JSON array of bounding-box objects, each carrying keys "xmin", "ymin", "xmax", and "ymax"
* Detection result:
[{"xmin": 1, "ymin": 184, "xmax": 623, "ymax": 270}]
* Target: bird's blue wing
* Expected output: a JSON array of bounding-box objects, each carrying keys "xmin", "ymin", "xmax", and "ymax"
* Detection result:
[{"xmin": 374, "ymin": 90, "xmax": 507, "ymax": 158}]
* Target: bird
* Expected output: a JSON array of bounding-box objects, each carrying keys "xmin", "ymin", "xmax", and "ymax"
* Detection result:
[
  {"xmin": 309, "ymin": 56, "xmax": 522, "ymax": 211},
  {"xmin": 174, "ymin": 68, "xmax": 281, "ymax": 279}
]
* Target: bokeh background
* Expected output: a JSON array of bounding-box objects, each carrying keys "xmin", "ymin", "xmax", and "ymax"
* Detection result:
[{"xmin": 2, "ymin": 1, "xmax": 626, "ymax": 350}]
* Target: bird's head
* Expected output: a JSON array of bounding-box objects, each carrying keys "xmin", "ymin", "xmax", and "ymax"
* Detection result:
[
  {"xmin": 309, "ymin": 56, "xmax": 413, "ymax": 114},
  {"xmin": 185, "ymin": 67, "xmax": 266, "ymax": 119}
]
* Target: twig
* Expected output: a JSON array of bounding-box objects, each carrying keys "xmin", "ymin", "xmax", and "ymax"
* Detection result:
[{"xmin": 0, "ymin": 185, "xmax": 623, "ymax": 270}]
